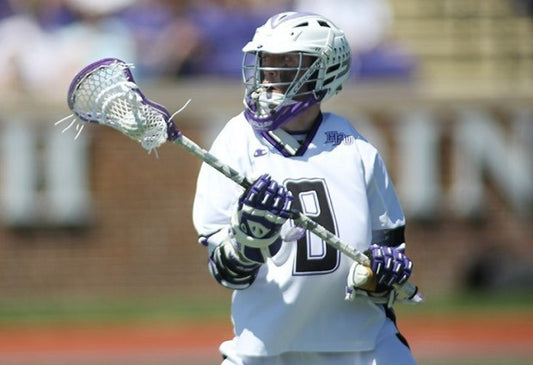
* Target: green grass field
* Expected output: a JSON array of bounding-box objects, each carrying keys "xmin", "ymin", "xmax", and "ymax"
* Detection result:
[
  {"xmin": 0, "ymin": 291, "xmax": 531, "ymax": 325},
  {"xmin": 0, "ymin": 291, "xmax": 531, "ymax": 364},
  {"xmin": 0, "ymin": 292, "xmax": 231, "ymax": 326}
]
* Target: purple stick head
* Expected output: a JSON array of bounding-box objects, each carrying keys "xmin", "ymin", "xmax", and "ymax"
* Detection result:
[{"xmin": 67, "ymin": 57, "xmax": 182, "ymax": 142}]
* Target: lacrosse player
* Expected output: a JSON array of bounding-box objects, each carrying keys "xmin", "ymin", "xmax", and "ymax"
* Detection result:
[{"xmin": 193, "ymin": 11, "xmax": 417, "ymax": 365}]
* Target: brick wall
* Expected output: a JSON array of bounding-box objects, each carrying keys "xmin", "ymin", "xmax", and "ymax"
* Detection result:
[{"xmin": 0, "ymin": 80, "xmax": 531, "ymax": 301}]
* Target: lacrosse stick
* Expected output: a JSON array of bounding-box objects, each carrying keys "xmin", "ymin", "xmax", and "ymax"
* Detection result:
[{"xmin": 57, "ymin": 58, "xmax": 422, "ymax": 303}]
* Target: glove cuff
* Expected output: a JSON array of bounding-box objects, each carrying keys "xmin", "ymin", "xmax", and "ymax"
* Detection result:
[
  {"xmin": 208, "ymin": 239, "xmax": 261, "ymax": 290},
  {"xmin": 345, "ymin": 286, "xmax": 397, "ymax": 307},
  {"xmin": 224, "ymin": 238, "xmax": 262, "ymax": 268},
  {"xmin": 231, "ymin": 234, "xmax": 282, "ymax": 264},
  {"xmin": 231, "ymin": 211, "xmax": 281, "ymax": 248}
]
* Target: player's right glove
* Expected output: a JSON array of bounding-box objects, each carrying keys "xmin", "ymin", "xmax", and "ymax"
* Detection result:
[
  {"xmin": 209, "ymin": 237, "xmax": 262, "ymax": 290},
  {"xmin": 231, "ymin": 173, "xmax": 293, "ymax": 263}
]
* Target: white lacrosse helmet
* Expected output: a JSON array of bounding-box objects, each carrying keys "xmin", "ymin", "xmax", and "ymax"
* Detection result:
[{"xmin": 242, "ymin": 12, "xmax": 351, "ymax": 132}]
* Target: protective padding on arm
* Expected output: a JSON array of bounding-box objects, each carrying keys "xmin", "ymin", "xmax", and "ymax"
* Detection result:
[
  {"xmin": 372, "ymin": 226, "xmax": 405, "ymax": 247},
  {"xmin": 202, "ymin": 230, "xmax": 261, "ymax": 290}
]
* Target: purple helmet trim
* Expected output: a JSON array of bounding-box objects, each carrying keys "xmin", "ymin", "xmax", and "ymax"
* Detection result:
[
  {"xmin": 244, "ymin": 91, "xmax": 325, "ymax": 132},
  {"xmin": 67, "ymin": 57, "xmax": 182, "ymax": 141}
]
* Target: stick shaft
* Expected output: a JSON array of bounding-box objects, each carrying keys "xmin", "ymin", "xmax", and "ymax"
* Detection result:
[
  {"xmin": 175, "ymin": 134, "xmax": 421, "ymax": 302},
  {"xmin": 175, "ymin": 134, "xmax": 250, "ymax": 188}
]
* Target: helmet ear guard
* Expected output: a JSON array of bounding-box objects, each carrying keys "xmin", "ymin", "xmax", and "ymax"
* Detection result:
[{"xmin": 241, "ymin": 12, "xmax": 351, "ymax": 132}]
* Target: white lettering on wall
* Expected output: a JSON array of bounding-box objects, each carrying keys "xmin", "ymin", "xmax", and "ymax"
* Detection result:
[
  {"xmin": 0, "ymin": 106, "xmax": 530, "ymax": 227},
  {"xmin": 354, "ymin": 107, "xmax": 533, "ymax": 219},
  {"xmin": 397, "ymin": 110, "xmax": 442, "ymax": 218},
  {"xmin": 451, "ymin": 109, "xmax": 533, "ymax": 217},
  {"xmin": 0, "ymin": 121, "xmax": 91, "ymax": 227}
]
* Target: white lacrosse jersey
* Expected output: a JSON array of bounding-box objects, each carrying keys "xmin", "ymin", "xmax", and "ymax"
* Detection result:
[{"xmin": 193, "ymin": 111, "xmax": 406, "ymax": 356}]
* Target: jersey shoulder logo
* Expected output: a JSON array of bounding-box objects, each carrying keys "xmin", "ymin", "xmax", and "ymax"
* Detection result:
[
  {"xmin": 253, "ymin": 148, "xmax": 268, "ymax": 157},
  {"xmin": 324, "ymin": 131, "xmax": 355, "ymax": 146}
]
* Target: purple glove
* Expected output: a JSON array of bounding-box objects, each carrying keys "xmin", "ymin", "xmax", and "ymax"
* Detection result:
[
  {"xmin": 231, "ymin": 174, "xmax": 293, "ymax": 263},
  {"xmin": 367, "ymin": 243, "xmax": 413, "ymax": 289}
]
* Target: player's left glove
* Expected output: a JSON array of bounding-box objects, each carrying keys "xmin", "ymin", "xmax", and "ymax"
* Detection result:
[
  {"xmin": 231, "ymin": 173, "xmax": 293, "ymax": 263},
  {"xmin": 367, "ymin": 243, "xmax": 413, "ymax": 290},
  {"xmin": 346, "ymin": 243, "xmax": 413, "ymax": 305}
]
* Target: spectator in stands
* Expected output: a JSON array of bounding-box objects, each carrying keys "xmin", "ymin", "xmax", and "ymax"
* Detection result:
[
  {"xmin": 511, "ymin": 0, "xmax": 533, "ymax": 16},
  {"xmin": 292, "ymin": 0, "xmax": 417, "ymax": 79},
  {"xmin": 184, "ymin": 0, "xmax": 287, "ymax": 77},
  {"xmin": 0, "ymin": 0, "xmax": 137, "ymax": 98},
  {"xmin": 0, "ymin": 0, "xmax": 15, "ymax": 20},
  {"xmin": 119, "ymin": 0, "xmax": 203, "ymax": 78},
  {"xmin": 0, "ymin": 1, "xmax": 50, "ymax": 93}
]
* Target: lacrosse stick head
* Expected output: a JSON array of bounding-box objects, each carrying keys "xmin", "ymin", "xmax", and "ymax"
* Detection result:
[{"xmin": 67, "ymin": 58, "xmax": 181, "ymax": 151}]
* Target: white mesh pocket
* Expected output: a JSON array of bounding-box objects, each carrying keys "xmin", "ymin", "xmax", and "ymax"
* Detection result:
[{"xmin": 70, "ymin": 61, "xmax": 168, "ymax": 152}]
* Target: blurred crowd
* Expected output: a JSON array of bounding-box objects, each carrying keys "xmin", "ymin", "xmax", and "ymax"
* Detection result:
[{"xmin": 0, "ymin": 0, "xmax": 416, "ymax": 97}]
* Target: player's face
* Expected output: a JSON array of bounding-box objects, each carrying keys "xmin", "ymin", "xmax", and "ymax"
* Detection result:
[{"xmin": 260, "ymin": 53, "xmax": 313, "ymax": 96}]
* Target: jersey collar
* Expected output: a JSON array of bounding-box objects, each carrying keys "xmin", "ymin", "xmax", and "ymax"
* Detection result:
[{"xmin": 261, "ymin": 112, "xmax": 323, "ymax": 157}]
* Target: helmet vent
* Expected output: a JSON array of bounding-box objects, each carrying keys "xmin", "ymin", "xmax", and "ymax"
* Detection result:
[
  {"xmin": 318, "ymin": 20, "xmax": 331, "ymax": 28},
  {"xmin": 327, "ymin": 64, "xmax": 340, "ymax": 73},
  {"xmin": 294, "ymin": 22, "xmax": 309, "ymax": 28},
  {"xmin": 324, "ymin": 76, "xmax": 335, "ymax": 85}
]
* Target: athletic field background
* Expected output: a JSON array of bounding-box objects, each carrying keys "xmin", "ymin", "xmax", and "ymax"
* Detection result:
[
  {"xmin": 0, "ymin": 72, "xmax": 532, "ymax": 365},
  {"xmin": 0, "ymin": 291, "xmax": 532, "ymax": 364},
  {"xmin": 1, "ymin": 1, "xmax": 532, "ymax": 363},
  {"xmin": 0, "ymin": 79, "xmax": 531, "ymax": 365}
]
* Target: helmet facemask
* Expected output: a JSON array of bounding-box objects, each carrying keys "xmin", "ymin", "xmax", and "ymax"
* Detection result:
[
  {"xmin": 242, "ymin": 51, "xmax": 326, "ymax": 132},
  {"xmin": 241, "ymin": 12, "xmax": 351, "ymax": 132}
]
